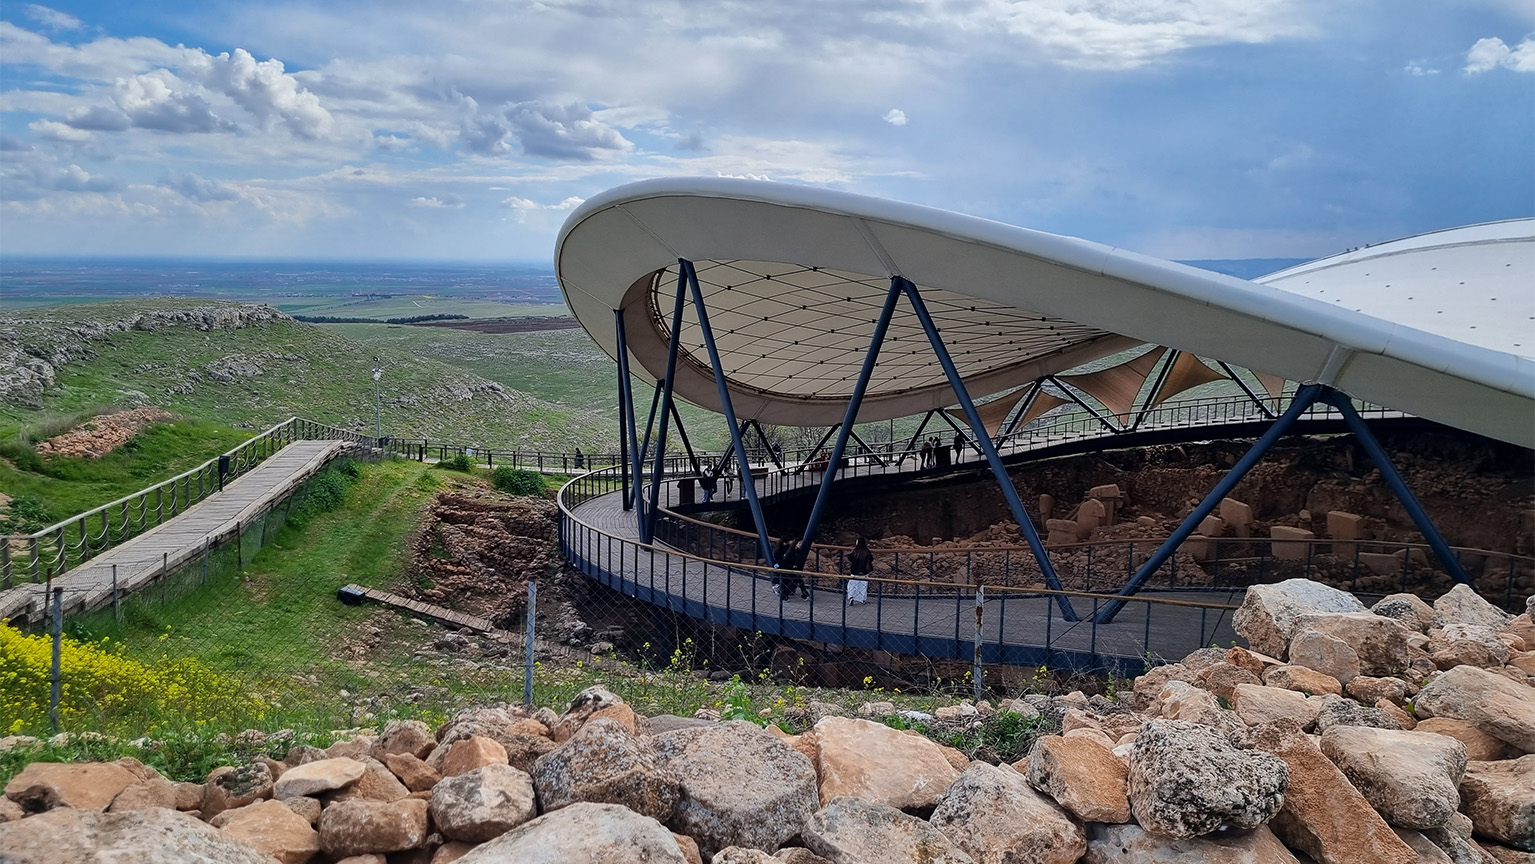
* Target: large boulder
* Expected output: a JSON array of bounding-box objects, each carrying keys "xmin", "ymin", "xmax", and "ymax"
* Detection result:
[
  {"xmin": 1262, "ymin": 664, "xmax": 1344, "ymax": 697},
  {"xmin": 1233, "ymin": 579, "xmax": 1368, "ymax": 658},
  {"xmin": 1318, "ymin": 726, "xmax": 1467, "ymax": 830},
  {"xmin": 1127, "ymin": 720, "xmax": 1288, "ymax": 839},
  {"xmin": 802, "ymin": 796, "xmax": 976, "ymax": 864},
  {"xmin": 1292, "ymin": 612, "xmax": 1412, "ymax": 677},
  {"xmin": 452, "ymin": 801, "xmax": 689, "ymax": 863},
  {"xmin": 439, "ymin": 736, "xmax": 510, "ymax": 778},
  {"xmin": 212, "ymin": 798, "xmax": 321, "ymax": 864},
  {"xmin": 0, "ymin": 806, "xmax": 277, "ymax": 863},
  {"xmin": 1434, "ymin": 584, "xmax": 1514, "ymax": 631},
  {"xmin": 1421, "ymin": 812, "xmax": 1492, "ymax": 864},
  {"xmin": 652, "ymin": 721, "xmax": 818, "ymax": 858},
  {"xmin": 107, "ymin": 776, "xmax": 179, "ymax": 813},
  {"xmin": 1024, "ymin": 735, "xmax": 1130, "ymax": 823},
  {"xmin": 531, "ymin": 716, "xmax": 681, "ymax": 821},
  {"xmin": 383, "ymin": 753, "xmax": 441, "ymax": 792},
  {"xmin": 1248, "ymin": 718, "xmax": 1418, "ymax": 864},
  {"xmin": 1415, "ymin": 717, "xmax": 1522, "ymax": 762},
  {"xmin": 372, "ymin": 720, "xmax": 436, "ymax": 761},
  {"xmin": 1287, "ymin": 629, "xmax": 1362, "ymax": 685},
  {"xmin": 1313, "ymin": 698, "xmax": 1404, "ymax": 733},
  {"xmin": 1431, "ymin": 624, "xmax": 1513, "ymax": 669},
  {"xmin": 1151, "ymin": 680, "xmax": 1244, "ymax": 738},
  {"xmin": 1082, "ymin": 823, "xmax": 1300, "ymax": 863},
  {"xmin": 203, "ymin": 762, "xmax": 275, "ymax": 819},
  {"xmin": 325, "ymin": 756, "xmax": 410, "ymax": 804},
  {"xmin": 1232, "ymin": 683, "xmax": 1321, "ymax": 729},
  {"xmin": 549, "ymin": 685, "xmax": 626, "ymax": 742},
  {"xmin": 1372, "ymin": 593, "xmax": 1438, "ymax": 633},
  {"xmin": 274, "ymin": 757, "xmax": 367, "ymax": 800},
  {"xmin": 429, "ymin": 763, "xmax": 537, "ymax": 843},
  {"xmin": 1459, "ymin": 756, "xmax": 1535, "ymax": 852},
  {"xmin": 1414, "ymin": 665, "xmax": 1535, "ymax": 752},
  {"xmin": 3, "ymin": 762, "xmax": 139, "ymax": 812},
  {"xmin": 930, "ymin": 762, "xmax": 1085, "ymax": 864},
  {"xmin": 810, "ymin": 716, "xmax": 961, "ymax": 811},
  {"xmin": 317, "ymin": 797, "xmax": 429, "ymax": 858}
]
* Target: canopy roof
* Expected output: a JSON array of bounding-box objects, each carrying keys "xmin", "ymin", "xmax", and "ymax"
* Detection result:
[{"xmin": 556, "ymin": 178, "xmax": 1535, "ymax": 447}]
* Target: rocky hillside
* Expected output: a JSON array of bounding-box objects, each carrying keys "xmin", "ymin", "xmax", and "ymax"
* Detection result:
[
  {"xmin": 0, "ymin": 300, "xmax": 611, "ymax": 450},
  {"xmin": 2, "ymin": 577, "xmax": 1532, "ymax": 863}
]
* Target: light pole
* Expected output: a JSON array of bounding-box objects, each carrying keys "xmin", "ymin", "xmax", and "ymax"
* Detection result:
[{"xmin": 371, "ymin": 358, "xmax": 383, "ymax": 441}]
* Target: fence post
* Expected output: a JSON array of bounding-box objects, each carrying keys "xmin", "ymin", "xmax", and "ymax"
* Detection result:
[
  {"xmin": 973, "ymin": 585, "xmax": 984, "ymax": 703},
  {"xmin": 112, "ymin": 564, "xmax": 120, "ymax": 620},
  {"xmin": 523, "ymin": 580, "xmax": 538, "ymax": 707},
  {"xmin": 49, "ymin": 587, "xmax": 63, "ymax": 733},
  {"xmin": 1, "ymin": 541, "xmax": 9, "ymax": 590}
]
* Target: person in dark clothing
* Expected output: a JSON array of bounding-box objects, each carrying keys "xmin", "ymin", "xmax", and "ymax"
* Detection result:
[
  {"xmin": 772, "ymin": 537, "xmax": 808, "ymax": 599},
  {"xmin": 952, "ymin": 432, "xmax": 965, "ymax": 462},
  {"xmin": 935, "ymin": 436, "xmax": 951, "ymax": 467},
  {"xmin": 574, "ymin": 447, "xmax": 585, "ymax": 469},
  {"xmin": 919, "ymin": 439, "xmax": 932, "ymax": 468},
  {"xmin": 846, "ymin": 536, "xmax": 872, "ymax": 605}
]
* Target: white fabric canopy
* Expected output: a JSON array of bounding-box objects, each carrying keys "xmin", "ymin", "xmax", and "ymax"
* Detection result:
[{"xmin": 556, "ymin": 178, "xmax": 1534, "ymax": 447}]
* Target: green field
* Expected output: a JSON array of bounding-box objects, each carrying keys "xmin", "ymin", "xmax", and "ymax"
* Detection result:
[
  {"xmin": 331, "ymin": 322, "xmax": 734, "ymax": 450},
  {"xmin": 0, "ymin": 300, "xmax": 615, "ymax": 453},
  {"xmin": 276, "ymin": 296, "xmax": 568, "ymax": 320}
]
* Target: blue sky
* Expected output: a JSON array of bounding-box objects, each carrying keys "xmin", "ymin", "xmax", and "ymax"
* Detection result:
[{"xmin": 1, "ymin": 0, "xmax": 1531, "ymax": 263}]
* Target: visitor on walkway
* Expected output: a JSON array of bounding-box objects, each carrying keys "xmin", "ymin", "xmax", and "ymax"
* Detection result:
[
  {"xmin": 846, "ymin": 536, "xmax": 872, "ymax": 606},
  {"xmin": 953, "ymin": 432, "xmax": 965, "ymax": 462},
  {"xmin": 701, "ymin": 472, "xmax": 717, "ymax": 502},
  {"xmin": 772, "ymin": 537, "xmax": 808, "ymax": 599},
  {"xmin": 722, "ymin": 471, "xmax": 733, "ymax": 498},
  {"xmin": 920, "ymin": 438, "xmax": 932, "ymax": 468},
  {"xmin": 574, "ymin": 447, "xmax": 585, "ymax": 469}
]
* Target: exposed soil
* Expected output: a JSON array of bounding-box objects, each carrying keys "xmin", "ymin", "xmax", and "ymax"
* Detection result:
[
  {"xmin": 413, "ymin": 316, "xmax": 577, "ymax": 334},
  {"xmin": 34, "ymin": 407, "xmax": 175, "ymax": 458}
]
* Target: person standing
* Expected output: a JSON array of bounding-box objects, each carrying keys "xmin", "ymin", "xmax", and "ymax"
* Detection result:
[
  {"xmin": 774, "ymin": 537, "xmax": 808, "ymax": 599},
  {"xmin": 953, "ymin": 432, "xmax": 965, "ymax": 462},
  {"xmin": 846, "ymin": 536, "xmax": 872, "ymax": 606},
  {"xmin": 919, "ymin": 438, "xmax": 932, "ymax": 469}
]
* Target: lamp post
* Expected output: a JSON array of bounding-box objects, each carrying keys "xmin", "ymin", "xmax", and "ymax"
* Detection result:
[{"xmin": 371, "ymin": 358, "xmax": 383, "ymax": 441}]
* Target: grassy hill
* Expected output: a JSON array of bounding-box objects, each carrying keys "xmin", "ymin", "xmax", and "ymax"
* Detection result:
[{"xmin": 0, "ymin": 300, "xmax": 614, "ymax": 452}]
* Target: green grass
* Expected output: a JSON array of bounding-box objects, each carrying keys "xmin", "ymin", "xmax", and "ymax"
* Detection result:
[
  {"xmin": 0, "ymin": 419, "xmax": 250, "ymax": 522},
  {"xmin": 0, "ymin": 300, "xmax": 613, "ymax": 451}
]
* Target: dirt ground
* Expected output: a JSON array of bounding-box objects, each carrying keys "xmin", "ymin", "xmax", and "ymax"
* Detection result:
[{"xmin": 35, "ymin": 407, "xmax": 175, "ymax": 458}]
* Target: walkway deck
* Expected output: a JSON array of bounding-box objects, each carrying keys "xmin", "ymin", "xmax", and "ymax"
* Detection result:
[
  {"xmin": 0, "ymin": 440, "xmax": 348, "ymax": 623},
  {"xmin": 566, "ymin": 483, "xmax": 1243, "ymax": 674}
]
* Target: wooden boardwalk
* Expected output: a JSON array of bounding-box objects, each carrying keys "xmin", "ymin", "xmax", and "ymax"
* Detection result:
[
  {"xmin": 0, "ymin": 440, "xmax": 349, "ymax": 623},
  {"xmin": 566, "ymin": 485, "xmax": 1244, "ymax": 672}
]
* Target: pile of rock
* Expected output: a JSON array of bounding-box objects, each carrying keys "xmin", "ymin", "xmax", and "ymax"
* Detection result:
[{"xmin": 4, "ymin": 578, "xmax": 1533, "ymax": 863}]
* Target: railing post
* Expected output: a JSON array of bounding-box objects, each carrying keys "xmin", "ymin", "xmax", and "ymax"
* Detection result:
[
  {"xmin": 523, "ymin": 580, "xmax": 538, "ymax": 706},
  {"xmin": 973, "ymin": 585, "xmax": 984, "ymax": 703},
  {"xmin": 49, "ymin": 587, "xmax": 63, "ymax": 733}
]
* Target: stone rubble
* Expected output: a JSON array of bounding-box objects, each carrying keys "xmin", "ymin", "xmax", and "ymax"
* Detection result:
[{"xmin": 0, "ymin": 581, "xmax": 1531, "ymax": 864}]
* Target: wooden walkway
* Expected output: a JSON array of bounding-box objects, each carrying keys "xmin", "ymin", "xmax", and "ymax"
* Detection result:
[
  {"xmin": 0, "ymin": 440, "xmax": 349, "ymax": 623},
  {"xmin": 566, "ymin": 485, "xmax": 1244, "ymax": 672}
]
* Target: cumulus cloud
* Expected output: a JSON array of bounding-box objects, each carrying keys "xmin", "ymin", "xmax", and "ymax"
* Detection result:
[
  {"xmin": 548, "ymin": 196, "xmax": 584, "ymax": 210},
  {"xmin": 505, "ymin": 101, "xmax": 631, "ymax": 160},
  {"xmin": 883, "ymin": 108, "xmax": 908, "ymax": 126},
  {"xmin": 183, "ymin": 48, "xmax": 334, "ymax": 138},
  {"xmin": 1403, "ymin": 63, "xmax": 1439, "ymax": 76},
  {"xmin": 159, "ymin": 172, "xmax": 241, "ymax": 202},
  {"xmin": 1464, "ymin": 36, "xmax": 1535, "ymax": 73},
  {"xmin": 408, "ymin": 194, "xmax": 464, "ymax": 208},
  {"xmin": 23, "ymin": 4, "xmax": 82, "ymax": 31},
  {"xmin": 500, "ymin": 196, "xmax": 537, "ymax": 210},
  {"xmin": 456, "ymin": 93, "xmax": 515, "ymax": 156},
  {"xmin": 63, "ymin": 105, "xmax": 132, "ymax": 131},
  {"xmin": 0, "ymin": 135, "xmax": 34, "ymax": 151},
  {"xmin": 2, "ymin": 162, "xmax": 118, "ymax": 200},
  {"xmin": 112, "ymin": 72, "xmax": 233, "ymax": 133}
]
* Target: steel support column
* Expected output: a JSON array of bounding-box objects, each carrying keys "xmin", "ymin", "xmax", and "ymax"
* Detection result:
[
  {"xmin": 683, "ymin": 259, "xmax": 775, "ymax": 563},
  {"xmin": 846, "ymin": 429, "xmax": 887, "ymax": 467},
  {"xmin": 1094, "ymin": 383, "xmax": 1324, "ymax": 623},
  {"xmin": 668, "ymin": 401, "xmax": 703, "ymax": 476},
  {"xmin": 1128, "ymin": 350, "xmax": 1179, "ymax": 431},
  {"xmin": 1322, "ymin": 388, "xmax": 1472, "ymax": 587},
  {"xmin": 801, "ymin": 425, "xmax": 840, "ymax": 465},
  {"xmin": 898, "ymin": 410, "xmax": 939, "ymax": 465},
  {"xmin": 899, "ymin": 277, "xmax": 1078, "ymax": 620},
  {"xmin": 795, "ymin": 278, "xmax": 904, "ymax": 563},
  {"xmin": 1219, "ymin": 361, "xmax": 1279, "ymax": 419},
  {"xmin": 1048, "ymin": 376, "xmax": 1121, "ymax": 432},
  {"xmin": 999, "ymin": 381, "xmax": 1042, "ymax": 441},
  {"xmin": 642, "ymin": 268, "xmax": 690, "ymax": 543},
  {"xmin": 615, "ymin": 310, "xmax": 641, "ymax": 512}
]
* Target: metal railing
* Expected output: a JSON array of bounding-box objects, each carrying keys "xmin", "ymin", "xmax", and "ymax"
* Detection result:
[
  {"xmin": 558, "ymin": 465, "xmax": 1249, "ymax": 675},
  {"xmin": 1, "ymin": 417, "xmax": 378, "ymax": 588},
  {"xmin": 653, "ymin": 506, "xmax": 1533, "ymax": 612}
]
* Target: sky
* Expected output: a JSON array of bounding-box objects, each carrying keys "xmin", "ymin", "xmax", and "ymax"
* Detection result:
[{"xmin": 0, "ymin": 0, "xmax": 1531, "ymax": 264}]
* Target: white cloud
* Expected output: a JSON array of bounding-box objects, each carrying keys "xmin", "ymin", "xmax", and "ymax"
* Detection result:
[
  {"xmin": 183, "ymin": 48, "xmax": 334, "ymax": 138},
  {"xmin": 547, "ymin": 196, "xmax": 584, "ymax": 210},
  {"xmin": 505, "ymin": 101, "xmax": 632, "ymax": 161},
  {"xmin": 159, "ymin": 172, "xmax": 241, "ymax": 202},
  {"xmin": 24, "ymin": 4, "xmax": 82, "ymax": 31},
  {"xmin": 111, "ymin": 72, "xmax": 233, "ymax": 133},
  {"xmin": 407, "ymin": 195, "xmax": 464, "ymax": 208},
  {"xmin": 28, "ymin": 119, "xmax": 93, "ymax": 142},
  {"xmin": 883, "ymin": 108, "xmax": 908, "ymax": 126},
  {"xmin": 1464, "ymin": 36, "xmax": 1535, "ymax": 73},
  {"xmin": 1403, "ymin": 63, "xmax": 1439, "ymax": 76},
  {"xmin": 500, "ymin": 196, "xmax": 537, "ymax": 210}
]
